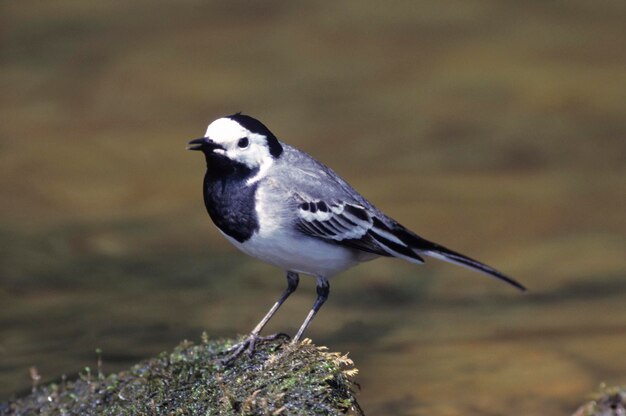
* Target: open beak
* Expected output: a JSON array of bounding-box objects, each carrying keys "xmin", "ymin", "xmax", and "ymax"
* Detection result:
[{"xmin": 187, "ymin": 137, "xmax": 220, "ymax": 151}]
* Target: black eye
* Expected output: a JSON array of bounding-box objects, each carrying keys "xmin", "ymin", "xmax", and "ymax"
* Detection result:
[{"xmin": 237, "ymin": 138, "xmax": 249, "ymax": 149}]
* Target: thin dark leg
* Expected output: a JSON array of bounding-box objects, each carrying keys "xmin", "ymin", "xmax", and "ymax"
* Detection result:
[
  {"xmin": 222, "ymin": 271, "xmax": 299, "ymax": 363},
  {"xmin": 249, "ymin": 271, "xmax": 299, "ymax": 336},
  {"xmin": 293, "ymin": 277, "xmax": 329, "ymax": 342}
]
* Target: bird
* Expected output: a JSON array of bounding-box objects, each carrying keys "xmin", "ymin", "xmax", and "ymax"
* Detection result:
[{"xmin": 188, "ymin": 113, "xmax": 525, "ymax": 361}]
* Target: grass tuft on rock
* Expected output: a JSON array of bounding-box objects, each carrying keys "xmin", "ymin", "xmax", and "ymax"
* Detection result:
[{"xmin": 2, "ymin": 335, "xmax": 362, "ymax": 416}]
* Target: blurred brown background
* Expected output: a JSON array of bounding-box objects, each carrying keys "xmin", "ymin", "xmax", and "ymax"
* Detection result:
[{"xmin": 1, "ymin": 1, "xmax": 625, "ymax": 414}]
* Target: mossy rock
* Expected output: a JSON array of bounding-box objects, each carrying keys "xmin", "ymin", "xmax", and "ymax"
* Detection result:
[
  {"xmin": 572, "ymin": 386, "xmax": 626, "ymax": 416},
  {"xmin": 1, "ymin": 335, "xmax": 362, "ymax": 415}
]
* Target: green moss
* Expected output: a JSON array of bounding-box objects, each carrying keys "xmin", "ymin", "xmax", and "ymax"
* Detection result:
[{"xmin": 2, "ymin": 336, "xmax": 362, "ymax": 416}]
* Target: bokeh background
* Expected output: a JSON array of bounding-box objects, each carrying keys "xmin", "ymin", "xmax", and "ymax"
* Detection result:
[{"xmin": 2, "ymin": 1, "xmax": 625, "ymax": 414}]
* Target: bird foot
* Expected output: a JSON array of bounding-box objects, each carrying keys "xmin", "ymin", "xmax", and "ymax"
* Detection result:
[{"xmin": 221, "ymin": 332, "xmax": 290, "ymax": 365}]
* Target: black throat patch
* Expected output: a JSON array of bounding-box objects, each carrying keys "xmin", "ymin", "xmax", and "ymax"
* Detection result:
[{"xmin": 202, "ymin": 157, "xmax": 259, "ymax": 243}]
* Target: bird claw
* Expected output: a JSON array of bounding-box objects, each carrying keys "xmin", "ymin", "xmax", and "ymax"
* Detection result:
[{"xmin": 221, "ymin": 332, "xmax": 290, "ymax": 364}]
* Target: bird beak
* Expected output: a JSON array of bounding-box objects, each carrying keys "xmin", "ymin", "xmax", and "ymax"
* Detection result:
[{"xmin": 187, "ymin": 137, "xmax": 221, "ymax": 152}]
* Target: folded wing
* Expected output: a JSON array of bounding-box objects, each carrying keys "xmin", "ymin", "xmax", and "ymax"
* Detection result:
[
  {"xmin": 295, "ymin": 198, "xmax": 525, "ymax": 291},
  {"xmin": 295, "ymin": 199, "xmax": 425, "ymax": 264}
]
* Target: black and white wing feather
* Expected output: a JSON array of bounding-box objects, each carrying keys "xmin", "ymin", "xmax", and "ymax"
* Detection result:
[
  {"xmin": 296, "ymin": 200, "xmax": 425, "ymax": 264},
  {"xmin": 278, "ymin": 144, "xmax": 525, "ymax": 291},
  {"xmin": 295, "ymin": 199, "xmax": 525, "ymax": 291}
]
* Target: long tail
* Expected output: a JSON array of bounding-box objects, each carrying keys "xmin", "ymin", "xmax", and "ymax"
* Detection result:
[
  {"xmin": 364, "ymin": 214, "xmax": 526, "ymax": 291},
  {"xmin": 396, "ymin": 228, "xmax": 526, "ymax": 291},
  {"xmin": 420, "ymin": 241, "xmax": 526, "ymax": 291}
]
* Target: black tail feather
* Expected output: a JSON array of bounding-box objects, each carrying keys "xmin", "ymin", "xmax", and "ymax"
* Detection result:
[{"xmin": 397, "ymin": 230, "xmax": 526, "ymax": 291}]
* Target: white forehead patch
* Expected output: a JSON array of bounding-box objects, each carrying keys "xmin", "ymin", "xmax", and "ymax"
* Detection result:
[
  {"xmin": 204, "ymin": 117, "xmax": 274, "ymax": 185},
  {"xmin": 205, "ymin": 118, "xmax": 251, "ymax": 143}
]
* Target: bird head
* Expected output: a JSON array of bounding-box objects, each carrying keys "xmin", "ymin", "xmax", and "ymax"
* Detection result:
[{"xmin": 188, "ymin": 114, "xmax": 283, "ymax": 173}]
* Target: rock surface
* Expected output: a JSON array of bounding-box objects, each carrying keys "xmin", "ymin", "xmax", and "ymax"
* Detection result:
[
  {"xmin": 572, "ymin": 386, "xmax": 626, "ymax": 416},
  {"xmin": 1, "ymin": 335, "xmax": 362, "ymax": 416}
]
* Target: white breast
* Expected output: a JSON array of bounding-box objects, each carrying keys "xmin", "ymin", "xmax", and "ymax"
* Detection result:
[
  {"xmin": 221, "ymin": 228, "xmax": 374, "ymax": 278},
  {"xmin": 219, "ymin": 183, "xmax": 374, "ymax": 277}
]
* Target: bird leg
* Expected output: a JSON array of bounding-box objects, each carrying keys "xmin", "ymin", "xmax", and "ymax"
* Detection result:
[
  {"xmin": 221, "ymin": 271, "xmax": 299, "ymax": 364},
  {"xmin": 292, "ymin": 277, "xmax": 329, "ymax": 343}
]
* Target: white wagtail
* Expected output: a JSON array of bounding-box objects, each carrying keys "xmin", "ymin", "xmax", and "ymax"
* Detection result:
[{"xmin": 188, "ymin": 113, "xmax": 525, "ymax": 360}]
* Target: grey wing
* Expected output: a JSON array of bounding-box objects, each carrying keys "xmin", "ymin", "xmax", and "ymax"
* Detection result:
[
  {"xmin": 295, "ymin": 199, "xmax": 425, "ymax": 264},
  {"xmin": 272, "ymin": 145, "xmax": 525, "ymax": 291},
  {"xmin": 273, "ymin": 145, "xmax": 425, "ymax": 263}
]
